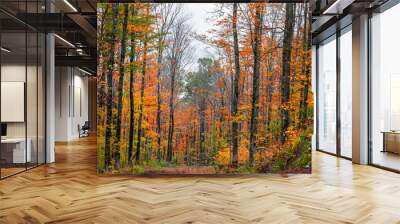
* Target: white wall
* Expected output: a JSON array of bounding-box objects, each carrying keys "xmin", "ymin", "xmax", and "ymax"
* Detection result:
[
  {"xmin": 72, "ymin": 72, "xmax": 89, "ymax": 138},
  {"xmin": 55, "ymin": 67, "xmax": 89, "ymax": 141},
  {"xmin": 1, "ymin": 63, "xmax": 46, "ymax": 163},
  {"xmin": 1, "ymin": 65, "xmax": 27, "ymax": 139},
  {"xmin": 1, "ymin": 65, "xmax": 40, "ymax": 136},
  {"xmin": 1, "ymin": 65, "xmax": 25, "ymax": 129},
  {"xmin": 55, "ymin": 66, "xmax": 69, "ymax": 141}
]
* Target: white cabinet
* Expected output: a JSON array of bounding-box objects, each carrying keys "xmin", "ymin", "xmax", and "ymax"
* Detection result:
[{"xmin": 1, "ymin": 138, "xmax": 32, "ymax": 163}]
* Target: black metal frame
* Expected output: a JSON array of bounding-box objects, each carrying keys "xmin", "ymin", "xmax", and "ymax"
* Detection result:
[
  {"xmin": 336, "ymin": 22, "xmax": 341, "ymax": 157},
  {"xmin": 367, "ymin": 10, "xmax": 372, "ymax": 166},
  {"xmin": 0, "ymin": 0, "xmax": 48, "ymax": 180}
]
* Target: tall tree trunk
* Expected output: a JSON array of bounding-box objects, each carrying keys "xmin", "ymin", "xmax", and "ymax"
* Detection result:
[
  {"xmin": 156, "ymin": 47, "xmax": 163, "ymax": 161},
  {"xmin": 190, "ymin": 120, "xmax": 196, "ymax": 165},
  {"xmin": 199, "ymin": 98, "xmax": 206, "ymax": 165},
  {"xmin": 98, "ymin": 5, "xmax": 109, "ymax": 125},
  {"xmin": 154, "ymin": 4, "xmax": 182, "ymax": 161},
  {"xmin": 114, "ymin": 5, "xmax": 129, "ymax": 165},
  {"xmin": 231, "ymin": 2, "xmax": 240, "ymax": 167},
  {"xmin": 280, "ymin": 3, "xmax": 296, "ymax": 144},
  {"xmin": 185, "ymin": 126, "xmax": 190, "ymax": 165},
  {"xmin": 248, "ymin": 4, "xmax": 263, "ymax": 166},
  {"xmin": 128, "ymin": 6, "xmax": 136, "ymax": 162},
  {"xmin": 299, "ymin": 5, "xmax": 310, "ymax": 126},
  {"xmin": 266, "ymin": 30, "xmax": 276, "ymax": 136},
  {"xmin": 104, "ymin": 4, "xmax": 119, "ymax": 169},
  {"xmin": 219, "ymin": 88, "xmax": 225, "ymax": 138},
  {"xmin": 136, "ymin": 37, "xmax": 147, "ymax": 163},
  {"xmin": 166, "ymin": 64, "xmax": 176, "ymax": 162}
]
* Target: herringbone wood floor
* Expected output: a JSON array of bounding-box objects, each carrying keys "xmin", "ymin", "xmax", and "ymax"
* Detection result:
[{"xmin": 1, "ymin": 136, "xmax": 400, "ymax": 224}]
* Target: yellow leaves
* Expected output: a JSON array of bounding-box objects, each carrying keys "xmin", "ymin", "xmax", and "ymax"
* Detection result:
[
  {"xmin": 239, "ymin": 104, "xmax": 252, "ymax": 112},
  {"xmin": 97, "ymin": 2, "xmax": 313, "ymax": 173},
  {"xmin": 143, "ymin": 95, "xmax": 157, "ymax": 108},
  {"xmin": 238, "ymin": 146, "xmax": 249, "ymax": 164},
  {"xmin": 128, "ymin": 24, "xmax": 148, "ymax": 33},
  {"xmin": 216, "ymin": 38, "xmax": 230, "ymax": 49},
  {"xmin": 215, "ymin": 147, "xmax": 230, "ymax": 166},
  {"xmin": 240, "ymin": 45, "xmax": 253, "ymax": 57},
  {"xmin": 146, "ymin": 130, "xmax": 159, "ymax": 140},
  {"xmin": 230, "ymin": 114, "xmax": 246, "ymax": 123}
]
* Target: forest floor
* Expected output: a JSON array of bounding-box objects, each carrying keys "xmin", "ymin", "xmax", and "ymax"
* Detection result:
[
  {"xmin": 127, "ymin": 164, "xmax": 311, "ymax": 175},
  {"xmin": 145, "ymin": 166, "xmax": 217, "ymax": 175}
]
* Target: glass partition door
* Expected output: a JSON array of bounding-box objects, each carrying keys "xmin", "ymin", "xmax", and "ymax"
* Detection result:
[
  {"xmin": 0, "ymin": 31, "xmax": 27, "ymax": 177},
  {"xmin": 0, "ymin": 0, "xmax": 46, "ymax": 179}
]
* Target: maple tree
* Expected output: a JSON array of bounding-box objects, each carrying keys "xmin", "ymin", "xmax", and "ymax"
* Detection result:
[{"xmin": 97, "ymin": 3, "xmax": 312, "ymax": 174}]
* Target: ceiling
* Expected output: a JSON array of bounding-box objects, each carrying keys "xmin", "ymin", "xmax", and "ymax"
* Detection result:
[
  {"xmin": 0, "ymin": 0, "xmax": 97, "ymax": 74},
  {"xmin": 311, "ymin": 0, "xmax": 390, "ymax": 44}
]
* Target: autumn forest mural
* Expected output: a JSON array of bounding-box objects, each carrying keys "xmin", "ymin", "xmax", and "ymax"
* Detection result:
[{"xmin": 97, "ymin": 3, "xmax": 312, "ymax": 174}]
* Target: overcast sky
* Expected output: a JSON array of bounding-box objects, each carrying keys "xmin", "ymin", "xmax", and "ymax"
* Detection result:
[{"xmin": 183, "ymin": 3, "xmax": 218, "ymax": 70}]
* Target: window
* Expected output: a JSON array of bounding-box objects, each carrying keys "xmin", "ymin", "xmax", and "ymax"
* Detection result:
[
  {"xmin": 370, "ymin": 3, "xmax": 400, "ymax": 171},
  {"xmin": 317, "ymin": 35, "xmax": 337, "ymax": 154},
  {"xmin": 340, "ymin": 27, "xmax": 352, "ymax": 158}
]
